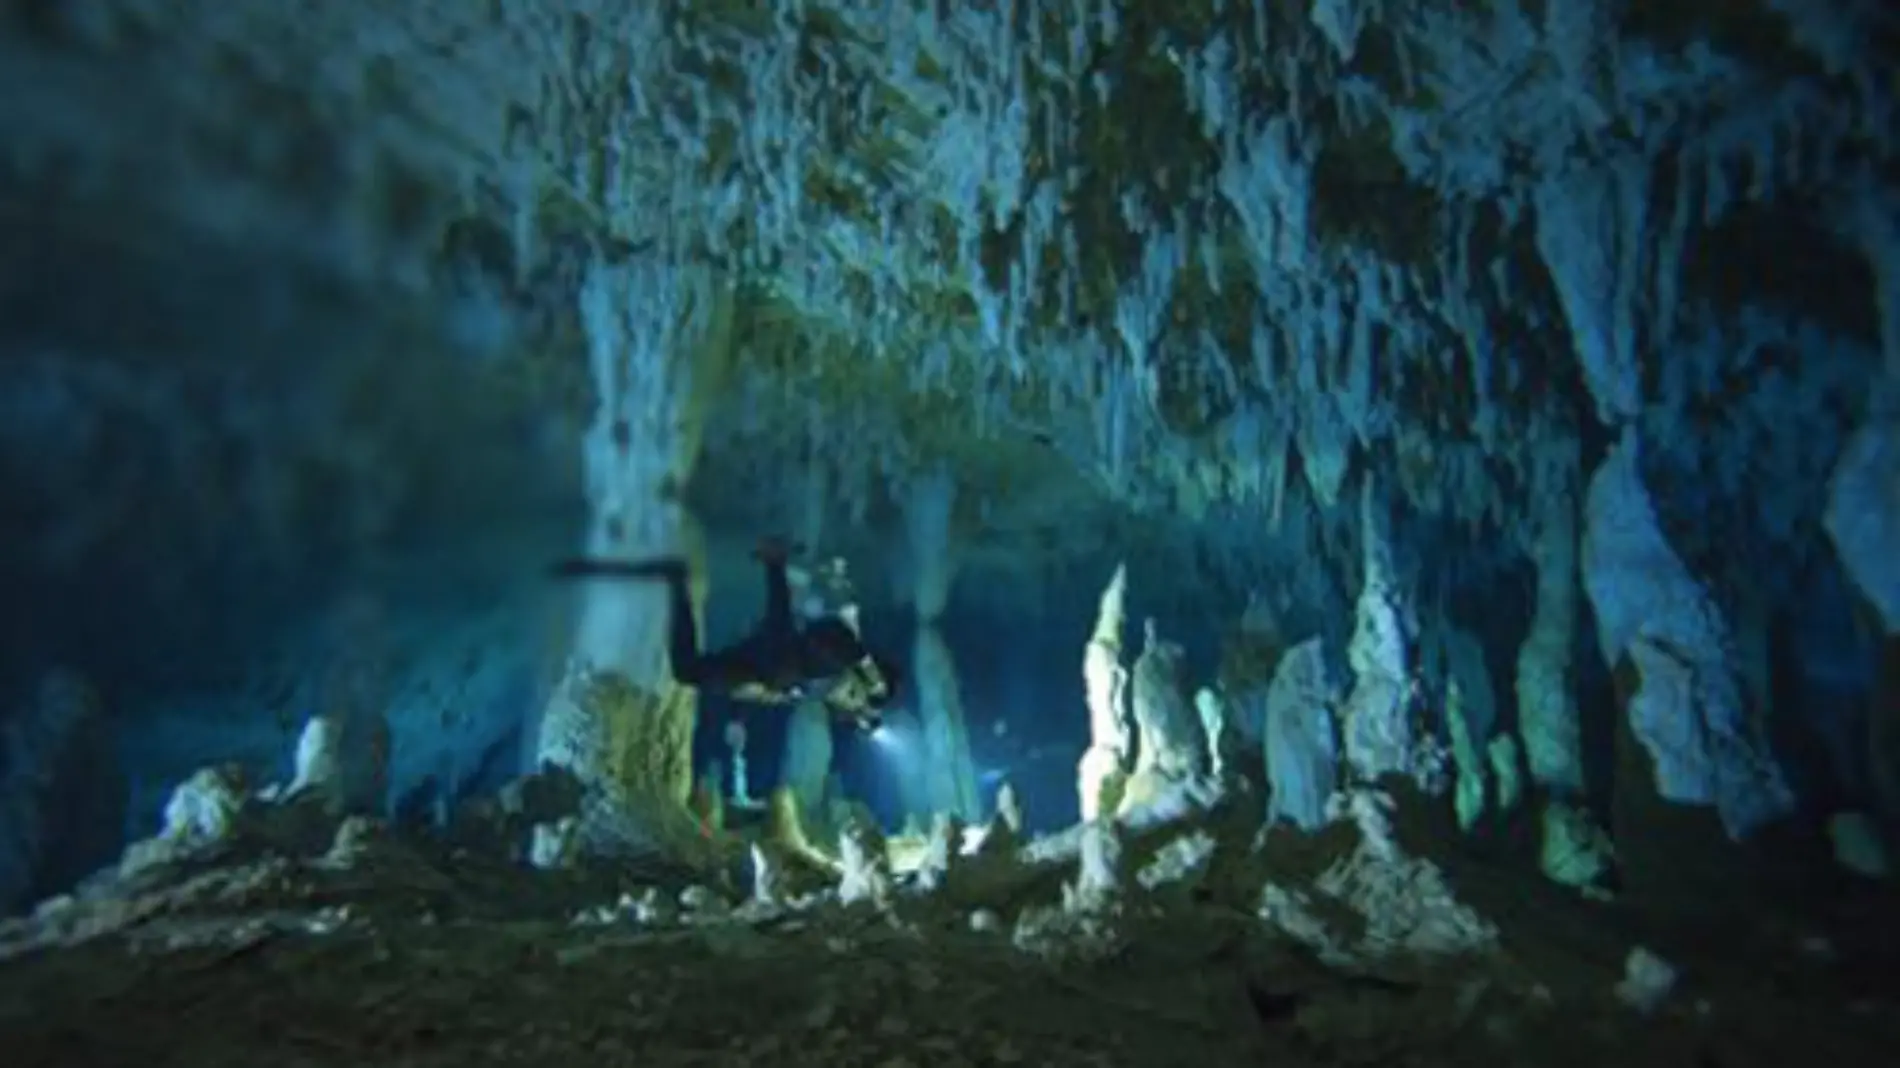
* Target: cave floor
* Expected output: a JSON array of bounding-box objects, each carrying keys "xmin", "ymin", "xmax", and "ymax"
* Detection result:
[
  {"xmin": 1, "ymin": 795, "xmax": 1898, "ymax": 1068},
  {"xmin": 2, "ymin": 910, "xmax": 1296, "ymax": 1068},
  {"xmin": 0, "ymin": 854, "xmax": 1895, "ymax": 1068}
]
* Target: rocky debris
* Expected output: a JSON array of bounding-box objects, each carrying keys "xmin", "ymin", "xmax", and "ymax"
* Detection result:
[
  {"xmin": 912, "ymin": 812, "xmax": 963, "ymax": 893},
  {"xmin": 836, "ymin": 819, "xmax": 893, "ymax": 909},
  {"xmin": 0, "ymin": 751, "xmax": 1895, "ymax": 1068},
  {"xmin": 747, "ymin": 842, "xmax": 787, "ymax": 911},
  {"xmin": 1614, "ymin": 946, "xmax": 1678, "ymax": 1015},
  {"xmin": 1257, "ymin": 791, "xmax": 1497, "ymax": 969},
  {"xmin": 1013, "ymin": 820, "xmax": 1133, "ymax": 964}
]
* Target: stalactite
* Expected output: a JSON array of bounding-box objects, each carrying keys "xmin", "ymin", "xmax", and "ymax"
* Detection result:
[
  {"xmin": 1532, "ymin": 156, "xmax": 1649, "ymax": 426},
  {"xmin": 1297, "ymin": 396, "xmax": 1353, "ymax": 508}
]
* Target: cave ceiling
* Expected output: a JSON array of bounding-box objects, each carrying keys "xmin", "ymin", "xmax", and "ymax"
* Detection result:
[{"xmin": 1, "ymin": 0, "xmax": 1892, "ymax": 618}]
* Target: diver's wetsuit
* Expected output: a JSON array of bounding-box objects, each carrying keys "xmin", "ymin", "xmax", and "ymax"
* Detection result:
[{"xmin": 550, "ymin": 547, "xmax": 896, "ymax": 722}]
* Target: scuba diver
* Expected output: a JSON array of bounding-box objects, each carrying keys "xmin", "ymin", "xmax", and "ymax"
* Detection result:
[{"xmin": 550, "ymin": 539, "xmax": 899, "ymax": 731}]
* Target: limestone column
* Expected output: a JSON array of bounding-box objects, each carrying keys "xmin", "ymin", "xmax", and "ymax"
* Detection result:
[
  {"xmin": 535, "ymin": 253, "xmax": 731, "ymax": 855},
  {"xmin": 908, "ymin": 468, "xmax": 980, "ymax": 822}
]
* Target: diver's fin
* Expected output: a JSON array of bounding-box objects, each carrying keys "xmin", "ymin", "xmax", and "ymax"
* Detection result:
[
  {"xmin": 548, "ymin": 556, "xmax": 688, "ymax": 582},
  {"xmin": 751, "ymin": 536, "xmax": 805, "ymax": 564}
]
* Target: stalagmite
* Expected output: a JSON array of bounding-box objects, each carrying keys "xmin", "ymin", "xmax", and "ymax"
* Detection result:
[
  {"xmin": 1117, "ymin": 619, "xmax": 1206, "ymax": 813},
  {"xmin": 1439, "ymin": 628, "xmax": 1495, "ymax": 831},
  {"xmin": 1078, "ymin": 565, "xmax": 1134, "ymax": 821},
  {"xmin": 1263, "ymin": 637, "xmax": 1340, "ymax": 831},
  {"xmin": 1196, "ymin": 687, "xmax": 1238, "ymax": 781},
  {"xmin": 1340, "ymin": 478, "xmax": 1436, "ymax": 790}
]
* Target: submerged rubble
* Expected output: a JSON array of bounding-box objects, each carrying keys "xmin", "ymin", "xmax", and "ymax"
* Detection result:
[{"xmin": 2, "ymin": 748, "xmax": 1895, "ymax": 1068}]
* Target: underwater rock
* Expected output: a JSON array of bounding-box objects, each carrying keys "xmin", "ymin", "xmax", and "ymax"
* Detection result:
[
  {"xmin": 836, "ymin": 819, "xmax": 891, "ymax": 908},
  {"xmin": 1262, "ymin": 638, "xmax": 1341, "ymax": 831},
  {"xmin": 1119, "ymin": 619, "xmax": 1206, "ymax": 813},
  {"xmin": 1069, "ymin": 818, "xmax": 1128, "ymax": 911},
  {"xmin": 992, "ymin": 780, "xmax": 1024, "ymax": 839},
  {"xmin": 748, "ymin": 842, "xmax": 786, "ymax": 908},
  {"xmin": 1012, "ymin": 819, "xmax": 1129, "ymax": 963},
  {"xmin": 449, "ymin": 762, "xmax": 585, "ymax": 861},
  {"xmin": 120, "ymin": 765, "xmax": 249, "ymax": 875},
  {"xmin": 1259, "ymin": 789, "xmax": 1497, "ymax": 966},
  {"xmin": 1826, "ymin": 811, "xmax": 1890, "ymax": 880},
  {"xmin": 1614, "ymin": 947, "xmax": 1678, "ymax": 1015},
  {"xmin": 1135, "ymin": 830, "xmax": 1217, "ymax": 894},
  {"xmin": 528, "ymin": 817, "xmax": 582, "ymax": 870},
  {"xmin": 914, "ymin": 812, "xmax": 963, "ymax": 893},
  {"xmin": 1341, "ymin": 478, "xmax": 1441, "ymax": 791},
  {"xmin": 1583, "ymin": 431, "xmax": 1793, "ymax": 840},
  {"xmin": 1538, "ymin": 801, "xmax": 1614, "ymax": 894},
  {"xmin": 284, "ymin": 715, "xmax": 345, "ymax": 813},
  {"xmin": 321, "ymin": 816, "xmax": 386, "ymax": 869},
  {"xmin": 678, "ymin": 883, "xmax": 730, "ymax": 919}
]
